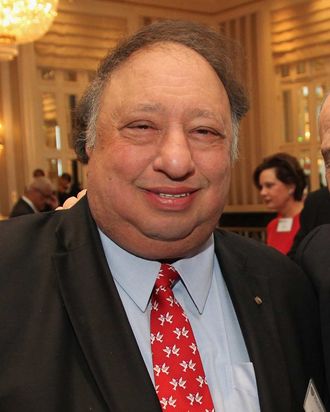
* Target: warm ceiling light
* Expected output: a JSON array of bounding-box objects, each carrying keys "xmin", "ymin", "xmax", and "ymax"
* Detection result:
[{"xmin": 0, "ymin": 0, "xmax": 58, "ymax": 60}]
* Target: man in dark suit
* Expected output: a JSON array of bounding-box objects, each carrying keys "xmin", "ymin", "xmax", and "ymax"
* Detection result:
[
  {"xmin": 0, "ymin": 21, "xmax": 327, "ymax": 411},
  {"xmin": 295, "ymin": 91, "xmax": 330, "ymax": 398},
  {"xmin": 288, "ymin": 186, "xmax": 330, "ymax": 257},
  {"xmin": 9, "ymin": 176, "xmax": 58, "ymax": 217}
]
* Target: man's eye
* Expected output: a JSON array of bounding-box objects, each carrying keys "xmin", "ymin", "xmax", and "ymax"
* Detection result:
[
  {"xmin": 127, "ymin": 123, "xmax": 152, "ymax": 130},
  {"xmin": 194, "ymin": 128, "xmax": 221, "ymax": 137}
]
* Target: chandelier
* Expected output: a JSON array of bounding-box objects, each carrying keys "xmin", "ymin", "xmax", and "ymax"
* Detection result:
[{"xmin": 0, "ymin": 0, "xmax": 59, "ymax": 60}]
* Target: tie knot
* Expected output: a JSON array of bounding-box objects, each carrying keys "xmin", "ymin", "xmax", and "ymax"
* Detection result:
[{"xmin": 155, "ymin": 263, "xmax": 179, "ymax": 289}]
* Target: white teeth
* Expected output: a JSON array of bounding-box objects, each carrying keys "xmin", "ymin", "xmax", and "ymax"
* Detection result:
[{"xmin": 159, "ymin": 193, "xmax": 190, "ymax": 198}]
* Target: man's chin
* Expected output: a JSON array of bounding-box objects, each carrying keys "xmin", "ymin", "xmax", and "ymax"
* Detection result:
[
  {"xmin": 130, "ymin": 232, "xmax": 208, "ymax": 260},
  {"xmin": 144, "ymin": 225, "xmax": 196, "ymax": 243}
]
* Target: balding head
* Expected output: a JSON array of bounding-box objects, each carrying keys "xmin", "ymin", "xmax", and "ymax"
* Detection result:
[
  {"xmin": 25, "ymin": 177, "xmax": 55, "ymax": 211},
  {"xmin": 319, "ymin": 93, "xmax": 330, "ymax": 190}
]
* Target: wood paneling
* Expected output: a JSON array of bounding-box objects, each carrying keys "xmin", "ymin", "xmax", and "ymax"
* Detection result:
[
  {"xmin": 272, "ymin": 0, "xmax": 330, "ymax": 65},
  {"xmin": 94, "ymin": 0, "xmax": 254, "ymax": 14},
  {"xmin": 35, "ymin": 10, "xmax": 127, "ymax": 70},
  {"xmin": 219, "ymin": 11, "xmax": 263, "ymax": 207}
]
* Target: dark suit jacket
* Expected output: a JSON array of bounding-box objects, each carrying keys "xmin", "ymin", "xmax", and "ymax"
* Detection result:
[
  {"xmin": 9, "ymin": 197, "xmax": 35, "ymax": 218},
  {"xmin": 295, "ymin": 224, "xmax": 330, "ymax": 398},
  {"xmin": 0, "ymin": 197, "xmax": 327, "ymax": 411},
  {"xmin": 289, "ymin": 187, "xmax": 330, "ymax": 257}
]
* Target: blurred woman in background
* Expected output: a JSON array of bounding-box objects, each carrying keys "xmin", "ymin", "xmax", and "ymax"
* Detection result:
[{"xmin": 253, "ymin": 152, "xmax": 307, "ymax": 255}]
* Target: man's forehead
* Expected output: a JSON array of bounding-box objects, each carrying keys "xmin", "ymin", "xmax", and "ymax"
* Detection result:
[
  {"xmin": 109, "ymin": 41, "xmax": 218, "ymax": 81},
  {"xmin": 116, "ymin": 102, "xmax": 225, "ymax": 117},
  {"xmin": 102, "ymin": 43, "xmax": 230, "ymax": 111}
]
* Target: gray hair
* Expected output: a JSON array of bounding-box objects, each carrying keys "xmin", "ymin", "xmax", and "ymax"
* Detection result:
[
  {"xmin": 74, "ymin": 20, "xmax": 249, "ymax": 163},
  {"xmin": 26, "ymin": 177, "xmax": 54, "ymax": 195}
]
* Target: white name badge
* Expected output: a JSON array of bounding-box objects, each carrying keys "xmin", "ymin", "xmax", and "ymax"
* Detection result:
[
  {"xmin": 304, "ymin": 379, "xmax": 326, "ymax": 412},
  {"xmin": 276, "ymin": 217, "xmax": 293, "ymax": 232}
]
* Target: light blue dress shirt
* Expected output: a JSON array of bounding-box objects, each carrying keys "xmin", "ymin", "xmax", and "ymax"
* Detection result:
[{"xmin": 99, "ymin": 230, "xmax": 260, "ymax": 412}]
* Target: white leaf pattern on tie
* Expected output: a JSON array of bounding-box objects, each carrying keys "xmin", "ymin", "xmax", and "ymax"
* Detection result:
[{"xmin": 150, "ymin": 263, "xmax": 215, "ymax": 411}]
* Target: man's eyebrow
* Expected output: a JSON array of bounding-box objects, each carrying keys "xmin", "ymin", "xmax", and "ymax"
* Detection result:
[
  {"xmin": 121, "ymin": 105, "xmax": 225, "ymax": 125},
  {"xmin": 111, "ymin": 103, "xmax": 164, "ymax": 121},
  {"xmin": 188, "ymin": 108, "xmax": 221, "ymax": 120},
  {"xmin": 127, "ymin": 106, "xmax": 220, "ymax": 117}
]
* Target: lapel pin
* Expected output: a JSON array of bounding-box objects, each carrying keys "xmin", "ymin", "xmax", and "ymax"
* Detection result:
[{"xmin": 254, "ymin": 296, "xmax": 263, "ymax": 305}]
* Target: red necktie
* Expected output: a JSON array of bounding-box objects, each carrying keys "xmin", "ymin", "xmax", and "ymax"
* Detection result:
[{"xmin": 150, "ymin": 263, "xmax": 215, "ymax": 411}]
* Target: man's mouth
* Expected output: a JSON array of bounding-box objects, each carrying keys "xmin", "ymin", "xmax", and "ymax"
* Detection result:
[
  {"xmin": 158, "ymin": 192, "xmax": 191, "ymax": 199},
  {"xmin": 143, "ymin": 188, "xmax": 197, "ymax": 210}
]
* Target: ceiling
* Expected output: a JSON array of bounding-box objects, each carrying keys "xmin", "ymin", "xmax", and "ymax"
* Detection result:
[{"xmin": 95, "ymin": 0, "xmax": 256, "ymax": 14}]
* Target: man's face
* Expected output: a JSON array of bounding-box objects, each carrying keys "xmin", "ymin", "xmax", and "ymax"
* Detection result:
[
  {"xmin": 30, "ymin": 187, "xmax": 53, "ymax": 211},
  {"xmin": 320, "ymin": 95, "xmax": 330, "ymax": 190},
  {"xmin": 87, "ymin": 42, "xmax": 233, "ymax": 259}
]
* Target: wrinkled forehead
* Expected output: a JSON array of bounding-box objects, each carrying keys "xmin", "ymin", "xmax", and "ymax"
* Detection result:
[
  {"xmin": 102, "ymin": 42, "xmax": 230, "ymax": 110},
  {"xmin": 108, "ymin": 41, "xmax": 221, "ymax": 85}
]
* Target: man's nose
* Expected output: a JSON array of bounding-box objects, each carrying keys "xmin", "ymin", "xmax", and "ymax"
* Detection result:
[{"xmin": 153, "ymin": 127, "xmax": 195, "ymax": 179}]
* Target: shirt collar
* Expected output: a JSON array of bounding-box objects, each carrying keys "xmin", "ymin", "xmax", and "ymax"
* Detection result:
[
  {"xmin": 99, "ymin": 230, "xmax": 215, "ymax": 314},
  {"xmin": 22, "ymin": 195, "xmax": 38, "ymax": 213}
]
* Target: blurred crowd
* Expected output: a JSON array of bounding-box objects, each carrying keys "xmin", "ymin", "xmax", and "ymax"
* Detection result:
[{"xmin": 9, "ymin": 169, "xmax": 81, "ymax": 218}]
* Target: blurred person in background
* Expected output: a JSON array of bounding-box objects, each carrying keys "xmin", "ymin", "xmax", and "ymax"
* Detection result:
[
  {"xmin": 9, "ymin": 176, "xmax": 58, "ymax": 218},
  {"xmin": 57, "ymin": 172, "xmax": 73, "ymax": 205},
  {"xmin": 57, "ymin": 172, "xmax": 82, "ymax": 206},
  {"xmin": 253, "ymin": 152, "xmax": 307, "ymax": 254},
  {"xmin": 32, "ymin": 168, "xmax": 45, "ymax": 178}
]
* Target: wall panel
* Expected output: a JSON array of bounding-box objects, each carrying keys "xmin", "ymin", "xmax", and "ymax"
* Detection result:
[
  {"xmin": 272, "ymin": 0, "xmax": 330, "ymax": 65},
  {"xmin": 218, "ymin": 10, "xmax": 265, "ymax": 209},
  {"xmin": 35, "ymin": 10, "xmax": 127, "ymax": 70}
]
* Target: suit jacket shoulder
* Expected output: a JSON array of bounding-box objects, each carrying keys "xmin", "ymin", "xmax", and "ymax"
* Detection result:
[
  {"xmin": 295, "ymin": 223, "xmax": 330, "ymax": 288},
  {"xmin": 302, "ymin": 188, "xmax": 330, "ymax": 226},
  {"xmin": 289, "ymin": 188, "xmax": 330, "ymax": 257},
  {"xmin": 9, "ymin": 197, "xmax": 35, "ymax": 217},
  {"xmin": 295, "ymin": 224, "xmax": 330, "ymax": 398}
]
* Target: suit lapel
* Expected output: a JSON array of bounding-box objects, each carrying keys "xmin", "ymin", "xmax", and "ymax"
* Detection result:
[
  {"xmin": 53, "ymin": 198, "xmax": 160, "ymax": 412},
  {"xmin": 214, "ymin": 231, "xmax": 292, "ymax": 412}
]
